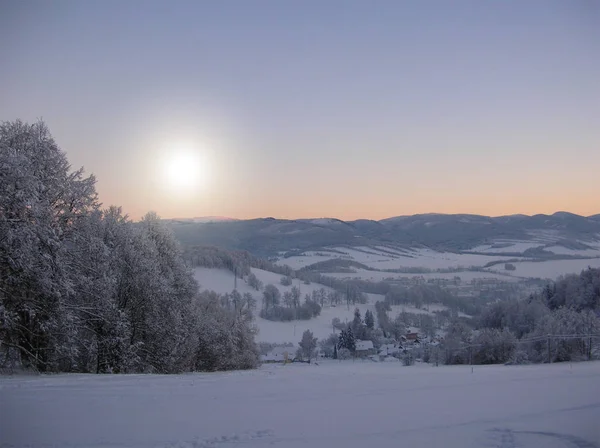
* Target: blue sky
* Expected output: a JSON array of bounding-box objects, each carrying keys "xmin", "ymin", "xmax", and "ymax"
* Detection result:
[{"xmin": 1, "ymin": 0, "xmax": 598, "ymax": 219}]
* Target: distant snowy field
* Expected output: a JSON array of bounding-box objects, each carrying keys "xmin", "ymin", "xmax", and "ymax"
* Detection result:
[
  {"xmin": 326, "ymin": 269, "xmax": 519, "ymax": 282},
  {"xmin": 192, "ymin": 268, "xmax": 470, "ymax": 343},
  {"xmin": 2, "ymin": 361, "xmax": 599, "ymax": 448},
  {"xmin": 277, "ymin": 244, "xmax": 600, "ymax": 281},
  {"xmin": 192, "ymin": 268, "xmax": 466, "ymax": 343},
  {"xmin": 488, "ymin": 258, "xmax": 600, "ymax": 280},
  {"xmin": 280, "ymin": 247, "xmax": 524, "ymax": 271}
]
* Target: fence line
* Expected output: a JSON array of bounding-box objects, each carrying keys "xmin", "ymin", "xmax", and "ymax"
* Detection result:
[{"xmin": 446, "ymin": 334, "xmax": 600, "ymax": 351}]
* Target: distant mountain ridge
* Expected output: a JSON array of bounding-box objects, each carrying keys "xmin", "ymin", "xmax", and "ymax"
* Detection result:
[{"xmin": 166, "ymin": 212, "xmax": 600, "ymax": 257}]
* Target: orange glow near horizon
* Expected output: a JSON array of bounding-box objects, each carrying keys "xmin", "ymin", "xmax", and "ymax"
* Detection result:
[
  {"xmin": 96, "ymin": 177, "xmax": 599, "ymax": 221},
  {"xmin": 3, "ymin": 2, "xmax": 599, "ymax": 224}
]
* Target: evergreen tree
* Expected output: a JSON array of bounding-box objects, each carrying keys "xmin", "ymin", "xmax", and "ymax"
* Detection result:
[
  {"xmin": 365, "ymin": 310, "xmax": 375, "ymax": 329},
  {"xmin": 353, "ymin": 308, "xmax": 362, "ymax": 326},
  {"xmin": 346, "ymin": 327, "xmax": 356, "ymax": 352},
  {"xmin": 338, "ymin": 328, "xmax": 356, "ymax": 352}
]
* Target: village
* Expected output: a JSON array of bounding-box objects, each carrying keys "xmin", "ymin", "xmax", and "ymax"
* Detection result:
[{"xmin": 260, "ymin": 326, "xmax": 441, "ymax": 365}]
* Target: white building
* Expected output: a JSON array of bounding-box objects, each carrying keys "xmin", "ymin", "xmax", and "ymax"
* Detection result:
[{"xmin": 260, "ymin": 346, "xmax": 294, "ymax": 363}]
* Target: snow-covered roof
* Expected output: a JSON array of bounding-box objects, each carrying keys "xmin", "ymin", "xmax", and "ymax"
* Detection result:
[
  {"xmin": 355, "ymin": 340, "xmax": 374, "ymax": 351},
  {"xmin": 260, "ymin": 346, "xmax": 294, "ymax": 362},
  {"xmin": 379, "ymin": 344, "xmax": 401, "ymax": 354}
]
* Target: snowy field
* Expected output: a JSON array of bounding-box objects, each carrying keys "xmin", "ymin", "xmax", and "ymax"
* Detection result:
[
  {"xmin": 325, "ymin": 269, "xmax": 519, "ymax": 282},
  {"xmin": 471, "ymin": 241, "xmax": 545, "ymax": 253},
  {"xmin": 2, "ymin": 361, "xmax": 599, "ymax": 448},
  {"xmin": 487, "ymin": 258, "xmax": 600, "ymax": 280},
  {"xmin": 278, "ymin": 246, "xmax": 526, "ymax": 272},
  {"xmin": 192, "ymin": 268, "xmax": 468, "ymax": 343},
  {"xmin": 473, "ymin": 240, "xmax": 600, "ymax": 257},
  {"xmin": 277, "ymin": 241, "xmax": 600, "ymax": 282},
  {"xmin": 193, "ymin": 268, "xmax": 334, "ymax": 299}
]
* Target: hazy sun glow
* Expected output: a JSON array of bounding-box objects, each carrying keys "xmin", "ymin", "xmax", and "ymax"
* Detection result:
[{"xmin": 163, "ymin": 150, "xmax": 207, "ymax": 192}]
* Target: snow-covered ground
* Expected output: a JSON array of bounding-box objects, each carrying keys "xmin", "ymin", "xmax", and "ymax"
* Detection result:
[
  {"xmin": 192, "ymin": 268, "xmax": 467, "ymax": 343},
  {"xmin": 325, "ymin": 269, "xmax": 519, "ymax": 282},
  {"xmin": 471, "ymin": 241, "xmax": 543, "ymax": 253},
  {"xmin": 280, "ymin": 247, "xmax": 525, "ymax": 272},
  {"xmin": 255, "ymin": 303, "xmax": 371, "ymax": 343},
  {"xmin": 2, "ymin": 361, "xmax": 599, "ymax": 448},
  {"xmin": 472, "ymin": 240, "xmax": 600, "ymax": 258},
  {"xmin": 487, "ymin": 258, "xmax": 600, "ymax": 280},
  {"xmin": 194, "ymin": 267, "xmax": 360, "ymax": 343},
  {"xmin": 193, "ymin": 267, "xmax": 335, "ymax": 298},
  {"xmin": 544, "ymin": 244, "xmax": 600, "ymax": 257},
  {"xmin": 277, "ymin": 246, "xmax": 600, "ymax": 282}
]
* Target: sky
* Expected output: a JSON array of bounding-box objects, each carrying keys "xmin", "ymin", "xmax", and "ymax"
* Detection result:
[{"xmin": 1, "ymin": 0, "xmax": 599, "ymax": 221}]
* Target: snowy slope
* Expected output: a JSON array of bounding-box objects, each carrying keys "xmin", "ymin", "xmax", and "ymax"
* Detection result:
[
  {"xmin": 325, "ymin": 268, "xmax": 520, "ymax": 282},
  {"xmin": 193, "ymin": 267, "xmax": 334, "ymax": 298},
  {"xmin": 191, "ymin": 267, "xmax": 462, "ymax": 343},
  {"xmin": 193, "ymin": 267, "xmax": 344, "ymax": 343},
  {"xmin": 487, "ymin": 258, "xmax": 600, "ymax": 280},
  {"xmin": 2, "ymin": 361, "xmax": 599, "ymax": 447},
  {"xmin": 281, "ymin": 246, "xmax": 526, "ymax": 271}
]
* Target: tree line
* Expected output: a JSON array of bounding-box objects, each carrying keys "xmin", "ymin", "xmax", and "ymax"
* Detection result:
[
  {"xmin": 0, "ymin": 120, "xmax": 258, "ymax": 373},
  {"xmin": 442, "ymin": 268, "xmax": 600, "ymax": 365}
]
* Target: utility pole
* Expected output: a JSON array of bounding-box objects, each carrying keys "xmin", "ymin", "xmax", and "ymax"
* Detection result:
[{"xmin": 547, "ymin": 334, "xmax": 551, "ymax": 364}]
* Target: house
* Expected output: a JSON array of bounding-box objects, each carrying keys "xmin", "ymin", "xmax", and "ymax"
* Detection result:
[
  {"xmin": 355, "ymin": 340, "xmax": 376, "ymax": 357},
  {"xmin": 260, "ymin": 346, "xmax": 294, "ymax": 363},
  {"xmin": 378, "ymin": 343, "xmax": 402, "ymax": 358},
  {"xmin": 404, "ymin": 331, "xmax": 420, "ymax": 343}
]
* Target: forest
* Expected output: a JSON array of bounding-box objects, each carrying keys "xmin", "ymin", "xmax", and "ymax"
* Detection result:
[{"xmin": 0, "ymin": 120, "xmax": 258, "ymax": 373}]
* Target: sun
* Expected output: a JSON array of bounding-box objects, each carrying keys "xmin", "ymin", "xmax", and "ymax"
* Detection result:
[{"xmin": 163, "ymin": 150, "xmax": 206, "ymax": 191}]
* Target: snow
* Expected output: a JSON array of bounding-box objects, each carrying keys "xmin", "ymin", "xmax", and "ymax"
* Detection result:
[
  {"xmin": 297, "ymin": 247, "xmax": 524, "ymax": 271},
  {"xmin": 2, "ymin": 361, "xmax": 599, "ymax": 447},
  {"xmin": 190, "ymin": 268, "xmax": 461, "ymax": 344},
  {"xmin": 254, "ymin": 302, "xmax": 373, "ymax": 344},
  {"xmin": 326, "ymin": 269, "xmax": 519, "ymax": 282},
  {"xmin": 487, "ymin": 258, "xmax": 600, "ymax": 280},
  {"xmin": 193, "ymin": 268, "xmax": 254, "ymax": 295},
  {"xmin": 545, "ymin": 245, "xmax": 600, "ymax": 257},
  {"xmin": 192, "ymin": 267, "xmax": 335, "ymax": 298},
  {"xmin": 255, "ymin": 299, "xmax": 462, "ymax": 344},
  {"xmin": 193, "ymin": 267, "xmax": 362, "ymax": 344},
  {"xmin": 260, "ymin": 347, "xmax": 294, "ymax": 362},
  {"xmin": 355, "ymin": 340, "xmax": 374, "ymax": 351},
  {"xmin": 471, "ymin": 241, "xmax": 543, "ymax": 253}
]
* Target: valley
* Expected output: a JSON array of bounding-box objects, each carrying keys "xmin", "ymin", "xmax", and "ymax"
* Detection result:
[{"xmin": 186, "ymin": 214, "xmax": 600, "ymax": 347}]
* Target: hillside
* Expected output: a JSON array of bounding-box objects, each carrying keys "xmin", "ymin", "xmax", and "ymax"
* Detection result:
[
  {"xmin": 168, "ymin": 212, "xmax": 600, "ymax": 257},
  {"xmin": 172, "ymin": 212, "xmax": 600, "ymax": 283},
  {"xmin": 4, "ymin": 362, "xmax": 600, "ymax": 448},
  {"xmin": 193, "ymin": 266, "xmax": 465, "ymax": 344},
  {"xmin": 193, "ymin": 266, "xmax": 370, "ymax": 343}
]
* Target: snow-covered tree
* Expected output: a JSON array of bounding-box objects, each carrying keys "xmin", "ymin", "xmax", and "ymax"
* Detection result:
[
  {"xmin": 0, "ymin": 120, "xmax": 98, "ymax": 371},
  {"xmin": 0, "ymin": 120, "xmax": 259, "ymax": 374},
  {"xmin": 262, "ymin": 284, "xmax": 281, "ymax": 310},
  {"xmin": 298, "ymin": 330, "xmax": 317, "ymax": 361},
  {"xmin": 338, "ymin": 328, "xmax": 356, "ymax": 352},
  {"xmin": 280, "ymin": 276, "xmax": 292, "ymax": 286},
  {"xmin": 318, "ymin": 333, "xmax": 339, "ymax": 358},
  {"xmin": 291, "ymin": 285, "xmax": 301, "ymax": 308},
  {"xmin": 282, "ymin": 291, "xmax": 294, "ymax": 308},
  {"xmin": 247, "ymin": 273, "xmax": 263, "ymax": 291}
]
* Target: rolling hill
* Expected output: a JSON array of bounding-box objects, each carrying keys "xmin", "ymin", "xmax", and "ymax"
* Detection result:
[{"xmin": 168, "ymin": 212, "xmax": 600, "ymax": 257}]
